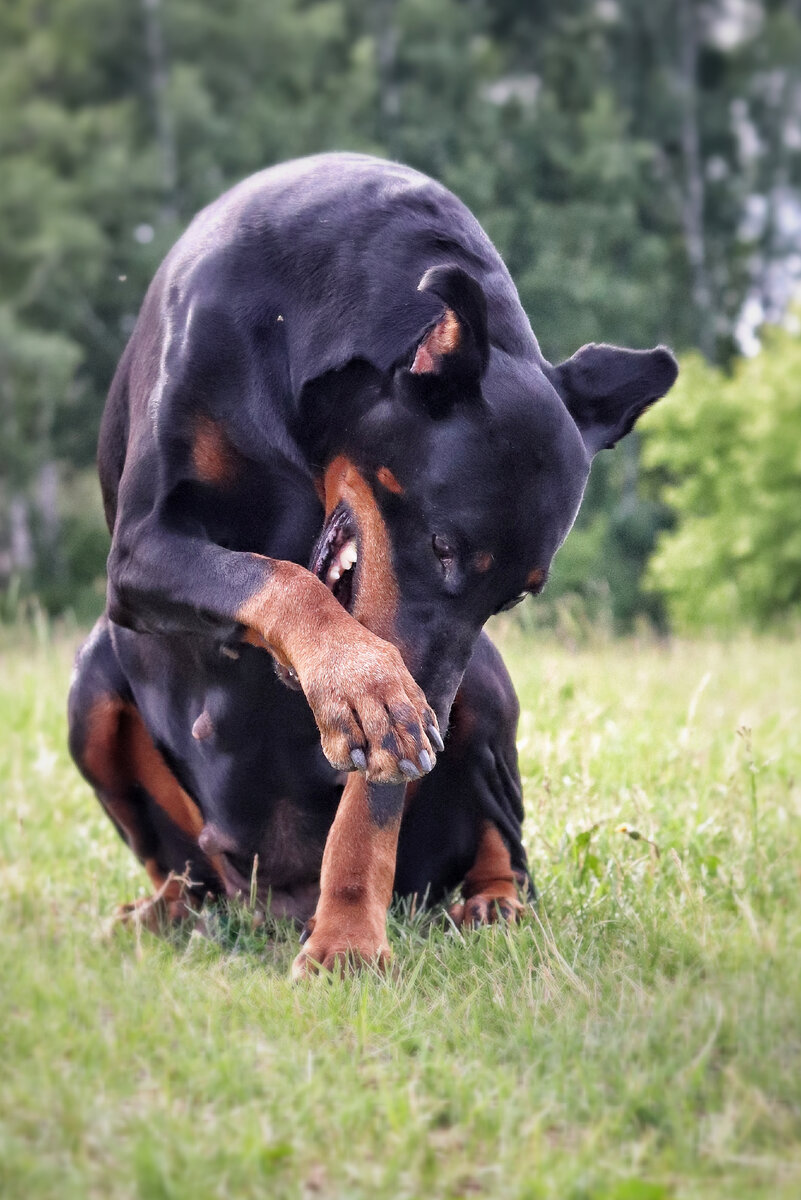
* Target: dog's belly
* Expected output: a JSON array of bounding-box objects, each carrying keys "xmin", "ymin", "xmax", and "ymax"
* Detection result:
[{"xmin": 110, "ymin": 624, "xmax": 343, "ymax": 908}]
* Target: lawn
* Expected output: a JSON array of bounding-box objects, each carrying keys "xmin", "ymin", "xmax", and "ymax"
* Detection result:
[{"xmin": 1, "ymin": 624, "xmax": 800, "ymax": 1199}]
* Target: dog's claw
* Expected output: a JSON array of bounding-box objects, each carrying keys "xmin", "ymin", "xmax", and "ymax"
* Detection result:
[
  {"xmin": 418, "ymin": 749, "xmax": 432, "ymax": 774},
  {"xmin": 350, "ymin": 748, "xmax": 367, "ymax": 772},
  {"xmin": 299, "ymin": 926, "xmax": 311, "ymax": 945},
  {"xmin": 428, "ymin": 724, "xmax": 444, "ymax": 753},
  {"xmin": 398, "ymin": 758, "xmax": 420, "ymax": 780},
  {"xmin": 450, "ymin": 892, "xmax": 524, "ymax": 930}
]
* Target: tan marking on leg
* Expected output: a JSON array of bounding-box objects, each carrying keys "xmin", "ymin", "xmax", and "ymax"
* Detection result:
[
  {"xmin": 192, "ymin": 415, "xmax": 238, "ymax": 486},
  {"xmin": 234, "ymin": 553, "xmax": 437, "ymax": 785},
  {"xmin": 450, "ymin": 820, "xmax": 524, "ymax": 929},
  {"xmin": 323, "ymin": 455, "xmax": 399, "ymax": 642},
  {"xmin": 83, "ymin": 697, "xmax": 225, "ymax": 885},
  {"xmin": 143, "ymin": 856, "xmax": 166, "ymax": 889},
  {"xmin": 291, "ymin": 773, "xmax": 399, "ymax": 978},
  {"xmin": 236, "ymin": 558, "xmax": 344, "ymax": 668},
  {"xmin": 113, "ymin": 870, "xmax": 200, "ymax": 932},
  {"xmin": 124, "ymin": 709, "xmax": 205, "ymax": 841},
  {"xmin": 83, "ymin": 697, "xmax": 153, "ymax": 861},
  {"xmin": 462, "ymin": 822, "xmax": 519, "ymax": 900}
]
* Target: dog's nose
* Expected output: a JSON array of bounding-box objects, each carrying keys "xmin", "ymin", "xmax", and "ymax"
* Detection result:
[{"xmin": 423, "ymin": 690, "xmax": 457, "ymax": 742}]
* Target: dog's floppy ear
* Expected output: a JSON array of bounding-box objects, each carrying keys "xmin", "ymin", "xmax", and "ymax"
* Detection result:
[
  {"xmin": 409, "ymin": 265, "xmax": 490, "ymax": 387},
  {"xmin": 550, "ymin": 343, "xmax": 678, "ymax": 454}
]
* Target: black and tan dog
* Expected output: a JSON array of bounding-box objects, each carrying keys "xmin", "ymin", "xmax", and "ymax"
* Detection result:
[{"xmin": 68, "ymin": 153, "xmax": 677, "ymax": 977}]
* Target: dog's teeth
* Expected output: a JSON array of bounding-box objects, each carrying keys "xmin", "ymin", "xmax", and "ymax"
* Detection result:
[
  {"xmin": 339, "ymin": 539, "xmax": 358, "ymax": 570},
  {"xmin": 325, "ymin": 538, "xmax": 358, "ymax": 588}
]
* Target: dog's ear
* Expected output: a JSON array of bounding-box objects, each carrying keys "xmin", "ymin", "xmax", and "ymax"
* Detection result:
[
  {"xmin": 409, "ymin": 266, "xmax": 490, "ymax": 388},
  {"xmin": 550, "ymin": 343, "xmax": 678, "ymax": 454}
]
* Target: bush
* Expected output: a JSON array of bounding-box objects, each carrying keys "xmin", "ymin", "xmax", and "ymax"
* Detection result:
[{"xmin": 642, "ymin": 323, "xmax": 801, "ymax": 631}]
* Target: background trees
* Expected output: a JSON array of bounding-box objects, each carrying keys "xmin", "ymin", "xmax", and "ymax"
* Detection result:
[{"xmin": 1, "ymin": 0, "xmax": 799, "ymax": 628}]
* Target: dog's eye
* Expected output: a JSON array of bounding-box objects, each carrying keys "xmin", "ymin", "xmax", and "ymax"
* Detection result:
[
  {"xmin": 432, "ymin": 534, "xmax": 455, "ymax": 570},
  {"xmin": 496, "ymin": 593, "xmax": 527, "ymax": 613}
]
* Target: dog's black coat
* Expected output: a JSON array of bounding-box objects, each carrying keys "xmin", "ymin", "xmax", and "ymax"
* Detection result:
[{"xmin": 69, "ymin": 153, "xmax": 676, "ymax": 921}]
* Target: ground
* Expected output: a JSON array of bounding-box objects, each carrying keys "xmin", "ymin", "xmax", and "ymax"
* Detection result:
[{"xmin": 1, "ymin": 623, "xmax": 800, "ymax": 1200}]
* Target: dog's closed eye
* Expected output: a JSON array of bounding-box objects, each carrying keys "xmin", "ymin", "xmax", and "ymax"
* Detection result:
[
  {"xmin": 432, "ymin": 535, "xmax": 456, "ymax": 573},
  {"xmin": 495, "ymin": 568, "xmax": 548, "ymax": 613}
]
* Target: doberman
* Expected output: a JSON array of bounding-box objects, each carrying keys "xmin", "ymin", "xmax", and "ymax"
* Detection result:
[{"xmin": 68, "ymin": 153, "xmax": 677, "ymax": 977}]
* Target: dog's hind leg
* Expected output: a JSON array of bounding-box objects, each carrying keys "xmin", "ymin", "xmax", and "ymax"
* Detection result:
[
  {"xmin": 68, "ymin": 617, "xmax": 224, "ymax": 932},
  {"xmin": 394, "ymin": 631, "xmax": 532, "ymax": 927}
]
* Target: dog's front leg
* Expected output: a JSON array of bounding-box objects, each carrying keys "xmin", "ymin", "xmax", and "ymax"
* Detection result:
[{"xmin": 291, "ymin": 775, "xmax": 405, "ymax": 979}]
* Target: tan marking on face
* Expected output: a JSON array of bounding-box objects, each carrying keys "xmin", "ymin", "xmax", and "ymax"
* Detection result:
[
  {"xmin": 376, "ymin": 466, "xmax": 404, "ymax": 495},
  {"xmin": 410, "ymin": 307, "xmax": 461, "ymax": 374},
  {"xmin": 473, "ymin": 551, "xmax": 494, "ymax": 573},
  {"xmin": 526, "ymin": 567, "xmax": 546, "ymax": 590},
  {"xmin": 192, "ymin": 415, "xmax": 238, "ymax": 486},
  {"xmin": 323, "ymin": 455, "xmax": 399, "ymax": 642},
  {"xmin": 462, "ymin": 821, "xmax": 520, "ymax": 905}
]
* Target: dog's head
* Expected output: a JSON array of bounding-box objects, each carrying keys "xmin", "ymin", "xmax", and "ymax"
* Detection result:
[{"xmin": 311, "ymin": 266, "xmax": 677, "ymax": 724}]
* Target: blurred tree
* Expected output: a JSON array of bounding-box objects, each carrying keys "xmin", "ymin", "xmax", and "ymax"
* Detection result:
[
  {"xmin": 1, "ymin": 0, "xmax": 800, "ymax": 625},
  {"xmin": 641, "ymin": 322, "xmax": 801, "ymax": 630}
]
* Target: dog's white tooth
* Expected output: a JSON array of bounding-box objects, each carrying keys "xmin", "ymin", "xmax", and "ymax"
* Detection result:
[
  {"xmin": 339, "ymin": 539, "xmax": 358, "ymax": 570},
  {"xmin": 327, "ymin": 564, "xmax": 342, "ymax": 584}
]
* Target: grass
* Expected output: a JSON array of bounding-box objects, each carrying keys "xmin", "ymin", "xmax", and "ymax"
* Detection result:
[{"xmin": 1, "ymin": 624, "xmax": 800, "ymax": 1199}]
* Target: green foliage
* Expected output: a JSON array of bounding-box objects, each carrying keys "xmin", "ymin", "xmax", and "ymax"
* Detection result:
[
  {"xmin": 642, "ymin": 323, "xmax": 801, "ymax": 630},
  {"xmin": 3, "ymin": 630, "xmax": 801, "ymax": 1196},
  {"xmin": 0, "ymin": 308, "xmax": 82, "ymax": 488},
  {"xmin": 2, "ymin": 0, "xmax": 801, "ymax": 625}
]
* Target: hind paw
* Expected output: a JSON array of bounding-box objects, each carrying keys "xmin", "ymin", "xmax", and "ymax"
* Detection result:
[
  {"xmin": 449, "ymin": 891, "xmax": 524, "ymax": 930},
  {"xmin": 108, "ymin": 878, "xmax": 203, "ymax": 937}
]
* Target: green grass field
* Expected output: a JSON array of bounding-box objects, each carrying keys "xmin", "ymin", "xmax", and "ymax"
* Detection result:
[{"xmin": 1, "ymin": 626, "xmax": 800, "ymax": 1200}]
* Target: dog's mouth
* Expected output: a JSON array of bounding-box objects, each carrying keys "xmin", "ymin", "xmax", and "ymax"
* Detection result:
[{"xmin": 311, "ymin": 502, "xmax": 360, "ymax": 614}]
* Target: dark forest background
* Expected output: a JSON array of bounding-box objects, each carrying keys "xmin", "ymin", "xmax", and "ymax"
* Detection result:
[{"xmin": 1, "ymin": 0, "xmax": 800, "ymax": 630}]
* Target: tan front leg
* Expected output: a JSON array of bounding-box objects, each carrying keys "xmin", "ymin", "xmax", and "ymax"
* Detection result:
[
  {"xmin": 237, "ymin": 561, "xmax": 439, "ymax": 785},
  {"xmin": 291, "ymin": 775, "xmax": 405, "ymax": 978}
]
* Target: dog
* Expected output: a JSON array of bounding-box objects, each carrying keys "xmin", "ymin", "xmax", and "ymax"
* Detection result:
[{"xmin": 68, "ymin": 153, "xmax": 677, "ymax": 977}]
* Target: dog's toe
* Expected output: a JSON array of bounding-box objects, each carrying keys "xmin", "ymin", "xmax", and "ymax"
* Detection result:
[{"xmin": 449, "ymin": 892, "xmax": 523, "ymax": 930}]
